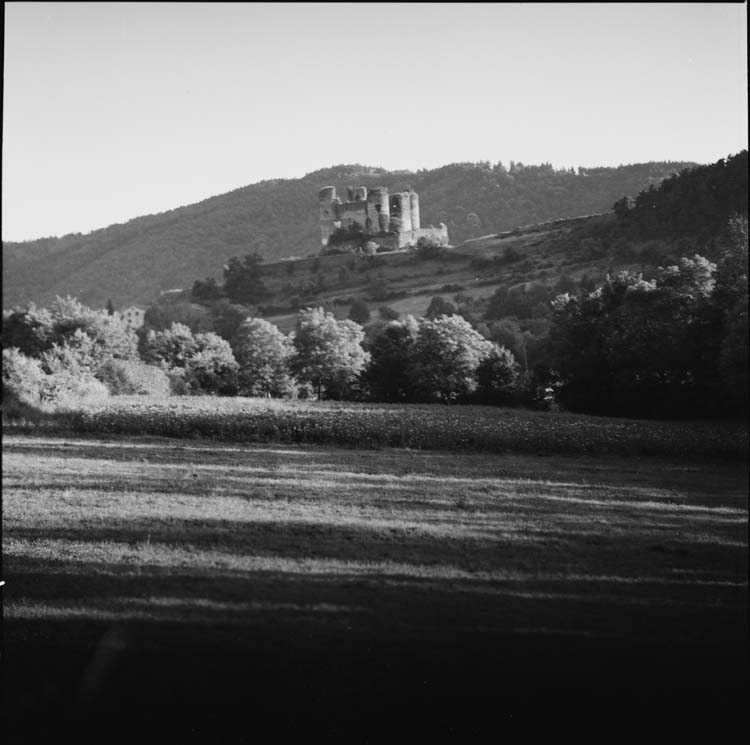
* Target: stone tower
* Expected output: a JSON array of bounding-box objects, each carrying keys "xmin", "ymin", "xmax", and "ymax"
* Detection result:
[
  {"xmin": 319, "ymin": 186, "xmax": 340, "ymax": 246},
  {"xmin": 367, "ymin": 187, "xmax": 390, "ymax": 232},
  {"xmin": 409, "ymin": 190, "xmax": 420, "ymax": 230},
  {"xmin": 389, "ymin": 192, "xmax": 413, "ymax": 232}
]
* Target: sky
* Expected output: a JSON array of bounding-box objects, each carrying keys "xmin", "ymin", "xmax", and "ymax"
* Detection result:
[{"xmin": 3, "ymin": 2, "xmax": 747, "ymax": 242}]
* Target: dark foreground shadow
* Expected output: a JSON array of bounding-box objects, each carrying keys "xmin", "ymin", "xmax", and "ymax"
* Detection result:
[
  {"xmin": 3, "ymin": 614, "xmax": 747, "ymax": 744},
  {"xmin": 3, "ymin": 551, "xmax": 748, "ymax": 744}
]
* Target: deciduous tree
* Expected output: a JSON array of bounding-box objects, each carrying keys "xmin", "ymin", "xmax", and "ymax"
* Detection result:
[
  {"xmin": 46, "ymin": 295, "xmax": 139, "ymax": 365},
  {"xmin": 232, "ymin": 318, "xmax": 294, "ymax": 397},
  {"xmin": 550, "ymin": 255, "xmax": 723, "ymax": 417},
  {"xmin": 291, "ymin": 308, "xmax": 369, "ymax": 399},
  {"xmin": 142, "ymin": 323, "xmax": 238, "ymax": 395},
  {"xmin": 185, "ymin": 332, "xmax": 239, "ymax": 395},
  {"xmin": 407, "ymin": 314, "xmax": 495, "ymax": 402},
  {"xmin": 476, "ymin": 344, "xmax": 521, "ymax": 405},
  {"xmin": 141, "ymin": 323, "xmax": 198, "ymax": 369}
]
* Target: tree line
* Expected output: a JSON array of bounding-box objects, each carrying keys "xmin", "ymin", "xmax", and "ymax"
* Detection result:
[
  {"xmin": 549, "ymin": 215, "xmax": 748, "ymax": 417},
  {"xmin": 1, "ymin": 300, "xmax": 526, "ymax": 412}
]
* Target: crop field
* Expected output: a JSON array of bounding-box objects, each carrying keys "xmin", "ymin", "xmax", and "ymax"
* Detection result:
[
  {"xmin": 18, "ymin": 395, "xmax": 749, "ymax": 461},
  {"xmin": 2, "ymin": 422, "xmax": 747, "ymax": 741}
]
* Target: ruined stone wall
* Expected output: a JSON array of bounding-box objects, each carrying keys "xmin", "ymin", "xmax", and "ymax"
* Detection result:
[
  {"xmin": 347, "ymin": 186, "xmax": 367, "ymax": 202},
  {"xmin": 393, "ymin": 224, "xmax": 449, "ymax": 249},
  {"xmin": 366, "ymin": 233, "xmax": 401, "ymax": 252},
  {"xmin": 414, "ymin": 224, "xmax": 448, "ymax": 244},
  {"xmin": 338, "ymin": 201, "xmax": 369, "ymax": 231},
  {"xmin": 263, "ymin": 245, "xmax": 416, "ymax": 281}
]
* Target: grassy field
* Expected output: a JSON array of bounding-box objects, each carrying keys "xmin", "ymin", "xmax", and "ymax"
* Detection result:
[{"xmin": 2, "ymin": 430, "xmax": 747, "ymax": 741}]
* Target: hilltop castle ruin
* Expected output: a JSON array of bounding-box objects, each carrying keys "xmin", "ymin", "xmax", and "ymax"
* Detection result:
[{"xmin": 319, "ymin": 186, "xmax": 448, "ymax": 253}]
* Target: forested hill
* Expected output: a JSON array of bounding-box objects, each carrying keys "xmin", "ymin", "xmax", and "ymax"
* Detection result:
[
  {"xmin": 612, "ymin": 150, "xmax": 748, "ymax": 239},
  {"xmin": 3, "ymin": 160, "xmax": 696, "ymax": 310}
]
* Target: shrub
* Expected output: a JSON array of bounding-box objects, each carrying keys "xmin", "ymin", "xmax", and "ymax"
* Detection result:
[
  {"xmin": 326, "ymin": 225, "xmax": 364, "ymax": 248},
  {"xmin": 191, "ymin": 277, "xmax": 222, "ymax": 302},
  {"xmin": 425, "ymin": 296, "xmax": 457, "ymax": 319},
  {"xmin": 415, "ymin": 237, "xmax": 442, "ymax": 260},
  {"xmin": 379, "ymin": 305, "xmax": 400, "ymax": 321},
  {"xmin": 2, "ymin": 347, "xmax": 48, "ymax": 415},
  {"xmin": 367, "ymin": 280, "xmax": 391, "ymax": 302},
  {"xmin": 1, "ymin": 305, "xmax": 54, "ymax": 357},
  {"xmin": 45, "ymin": 371, "xmax": 110, "ymax": 410},
  {"xmin": 96, "ymin": 359, "xmax": 172, "ymax": 396},
  {"xmin": 164, "ymin": 367, "xmax": 191, "ymax": 395}
]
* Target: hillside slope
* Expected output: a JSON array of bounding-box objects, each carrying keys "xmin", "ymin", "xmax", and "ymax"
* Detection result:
[
  {"xmin": 3, "ymin": 160, "xmax": 696, "ymax": 310},
  {"xmin": 248, "ymin": 213, "xmax": 612, "ymax": 334}
]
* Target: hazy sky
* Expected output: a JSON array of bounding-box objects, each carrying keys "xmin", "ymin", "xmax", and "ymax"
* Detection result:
[{"xmin": 3, "ymin": 2, "xmax": 747, "ymax": 242}]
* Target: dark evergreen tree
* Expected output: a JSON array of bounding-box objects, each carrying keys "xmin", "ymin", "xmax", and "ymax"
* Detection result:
[
  {"xmin": 191, "ymin": 277, "xmax": 222, "ymax": 303},
  {"xmin": 222, "ymin": 254, "xmax": 269, "ymax": 305},
  {"xmin": 348, "ymin": 298, "xmax": 371, "ymax": 325},
  {"xmin": 364, "ymin": 317, "xmax": 418, "ymax": 402},
  {"xmin": 424, "ymin": 296, "xmax": 457, "ymax": 319}
]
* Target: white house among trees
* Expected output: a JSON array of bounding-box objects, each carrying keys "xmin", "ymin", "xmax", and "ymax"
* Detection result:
[{"xmin": 118, "ymin": 306, "xmax": 146, "ymax": 330}]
